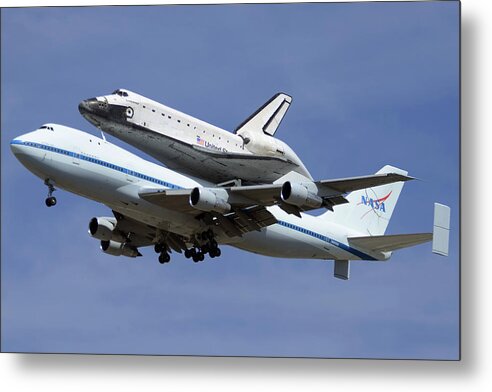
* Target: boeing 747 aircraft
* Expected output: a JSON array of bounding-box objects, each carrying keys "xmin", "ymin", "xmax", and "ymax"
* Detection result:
[
  {"xmin": 10, "ymin": 124, "xmax": 450, "ymax": 280},
  {"xmin": 78, "ymin": 89, "xmax": 311, "ymax": 184}
]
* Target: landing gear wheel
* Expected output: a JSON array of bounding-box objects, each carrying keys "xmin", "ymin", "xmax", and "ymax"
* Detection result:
[
  {"xmin": 184, "ymin": 248, "xmax": 193, "ymax": 259},
  {"xmin": 209, "ymin": 239, "xmax": 218, "ymax": 250},
  {"xmin": 209, "ymin": 248, "xmax": 221, "ymax": 258},
  {"xmin": 192, "ymin": 249, "xmax": 204, "ymax": 263},
  {"xmin": 158, "ymin": 252, "xmax": 170, "ymax": 264},
  {"xmin": 44, "ymin": 179, "xmax": 57, "ymax": 207},
  {"xmin": 154, "ymin": 243, "xmax": 163, "ymax": 253},
  {"xmin": 45, "ymin": 196, "xmax": 57, "ymax": 207}
]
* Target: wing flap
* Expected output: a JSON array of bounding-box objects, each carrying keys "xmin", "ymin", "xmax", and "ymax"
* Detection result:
[
  {"xmin": 224, "ymin": 206, "xmax": 278, "ymax": 235},
  {"xmin": 348, "ymin": 233, "xmax": 433, "ymax": 253},
  {"xmin": 139, "ymin": 188, "xmax": 198, "ymax": 214}
]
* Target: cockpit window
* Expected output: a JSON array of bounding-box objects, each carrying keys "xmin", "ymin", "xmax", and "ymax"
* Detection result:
[
  {"xmin": 40, "ymin": 125, "xmax": 54, "ymax": 131},
  {"xmin": 112, "ymin": 89, "xmax": 128, "ymax": 97}
]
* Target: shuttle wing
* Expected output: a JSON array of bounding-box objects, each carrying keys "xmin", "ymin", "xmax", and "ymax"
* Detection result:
[{"xmin": 162, "ymin": 138, "xmax": 299, "ymax": 184}]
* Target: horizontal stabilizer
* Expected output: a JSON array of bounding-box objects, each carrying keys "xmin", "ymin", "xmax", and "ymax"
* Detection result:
[
  {"xmin": 348, "ymin": 233, "xmax": 432, "ymax": 253},
  {"xmin": 432, "ymin": 203, "xmax": 450, "ymax": 256}
]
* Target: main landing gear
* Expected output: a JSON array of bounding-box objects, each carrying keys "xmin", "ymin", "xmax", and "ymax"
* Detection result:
[
  {"xmin": 44, "ymin": 179, "xmax": 57, "ymax": 207},
  {"xmin": 183, "ymin": 229, "xmax": 222, "ymax": 263},
  {"xmin": 154, "ymin": 243, "xmax": 171, "ymax": 264},
  {"xmin": 153, "ymin": 230, "xmax": 222, "ymax": 265}
]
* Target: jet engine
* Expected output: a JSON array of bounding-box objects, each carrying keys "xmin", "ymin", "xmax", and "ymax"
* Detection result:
[
  {"xmin": 100, "ymin": 240, "xmax": 140, "ymax": 258},
  {"xmin": 189, "ymin": 187, "xmax": 231, "ymax": 214},
  {"xmin": 88, "ymin": 217, "xmax": 118, "ymax": 241},
  {"xmin": 281, "ymin": 181, "xmax": 323, "ymax": 209}
]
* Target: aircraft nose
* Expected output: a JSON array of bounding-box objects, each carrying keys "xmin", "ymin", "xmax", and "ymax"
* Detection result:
[
  {"xmin": 78, "ymin": 97, "xmax": 109, "ymax": 117},
  {"xmin": 10, "ymin": 136, "xmax": 26, "ymax": 156}
]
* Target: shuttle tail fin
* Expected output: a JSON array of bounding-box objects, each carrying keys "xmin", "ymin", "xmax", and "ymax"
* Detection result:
[
  {"xmin": 320, "ymin": 165, "xmax": 408, "ymax": 236},
  {"xmin": 234, "ymin": 93, "xmax": 292, "ymax": 137}
]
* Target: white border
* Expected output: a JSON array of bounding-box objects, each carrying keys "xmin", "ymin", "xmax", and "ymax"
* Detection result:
[{"xmin": 2, "ymin": 0, "xmax": 491, "ymax": 390}]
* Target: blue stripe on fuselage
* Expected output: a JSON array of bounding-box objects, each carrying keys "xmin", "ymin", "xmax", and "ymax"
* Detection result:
[
  {"xmin": 277, "ymin": 221, "xmax": 377, "ymax": 261},
  {"xmin": 11, "ymin": 139, "xmax": 182, "ymax": 190}
]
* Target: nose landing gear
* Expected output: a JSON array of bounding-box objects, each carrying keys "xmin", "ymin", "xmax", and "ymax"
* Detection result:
[{"xmin": 44, "ymin": 179, "xmax": 57, "ymax": 207}]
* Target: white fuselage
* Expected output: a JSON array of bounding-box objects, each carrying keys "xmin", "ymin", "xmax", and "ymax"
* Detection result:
[
  {"xmin": 10, "ymin": 124, "xmax": 386, "ymax": 262},
  {"xmin": 79, "ymin": 89, "xmax": 312, "ymax": 184}
]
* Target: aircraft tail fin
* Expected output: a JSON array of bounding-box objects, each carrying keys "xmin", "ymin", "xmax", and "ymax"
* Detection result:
[
  {"xmin": 320, "ymin": 165, "xmax": 407, "ymax": 236},
  {"xmin": 234, "ymin": 93, "xmax": 292, "ymax": 137},
  {"xmin": 432, "ymin": 203, "xmax": 451, "ymax": 256}
]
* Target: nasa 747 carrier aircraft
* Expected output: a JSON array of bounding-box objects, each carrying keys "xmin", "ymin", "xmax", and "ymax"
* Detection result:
[{"xmin": 10, "ymin": 124, "xmax": 450, "ymax": 280}]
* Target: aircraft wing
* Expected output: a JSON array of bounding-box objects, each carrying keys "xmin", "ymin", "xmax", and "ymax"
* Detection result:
[
  {"xmin": 110, "ymin": 210, "xmax": 189, "ymax": 253},
  {"xmin": 187, "ymin": 144, "xmax": 298, "ymax": 183},
  {"xmin": 138, "ymin": 171, "xmax": 413, "ymax": 233},
  {"xmin": 138, "ymin": 188, "xmax": 279, "ymax": 238},
  {"xmin": 136, "ymin": 132, "xmax": 300, "ymax": 184},
  {"xmin": 316, "ymin": 172, "xmax": 413, "ymax": 196}
]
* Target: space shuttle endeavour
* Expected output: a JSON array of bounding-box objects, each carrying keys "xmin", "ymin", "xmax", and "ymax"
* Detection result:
[{"xmin": 79, "ymin": 89, "xmax": 311, "ymax": 184}]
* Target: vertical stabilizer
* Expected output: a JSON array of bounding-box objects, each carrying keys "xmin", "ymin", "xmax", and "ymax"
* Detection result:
[
  {"xmin": 432, "ymin": 203, "xmax": 451, "ymax": 256},
  {"xmin": 235, "ymin": 93, "xmax": 292, "ymax": 137},
  {"xmin": 320, "ymin": 165, "xmax": 408, "ymax": 236}
]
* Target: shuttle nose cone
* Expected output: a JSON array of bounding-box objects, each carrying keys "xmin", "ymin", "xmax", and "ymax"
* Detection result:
[
  {"xmin": 79, "ymin": 97, "xmax": 128, "ymax": 125},
  {"xmin": 78, "ymin": 97, "xmax": 106, "ymax": 117}
]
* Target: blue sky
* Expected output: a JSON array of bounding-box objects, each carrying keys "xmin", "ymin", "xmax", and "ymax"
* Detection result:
[{"xmin": 1, "ymin": 2, "xmax": 459, "ymax": 359}]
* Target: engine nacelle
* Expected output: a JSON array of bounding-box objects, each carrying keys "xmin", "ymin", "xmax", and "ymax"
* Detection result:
[
  {"xmin": 100, "ymin": 240, "xmax": 140, "ymax": 258},
  {"xmin": 88, "ymin": 217, "xmax": 117, "ymax": 241},
  {"xmin": 189, "ymin": 187, "xmax": 231, "ymax": 214},
  {"xmin": 281, "ymin": 181, "xmax": 323, "ymax": 209}
]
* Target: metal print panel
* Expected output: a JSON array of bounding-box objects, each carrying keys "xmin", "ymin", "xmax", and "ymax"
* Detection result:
[{"xmin": 1, "ymin": 1, "xmax": 460, "ymax": 359}]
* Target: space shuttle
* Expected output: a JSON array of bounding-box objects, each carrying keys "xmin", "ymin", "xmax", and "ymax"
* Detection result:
[{"xmin": 78, "ymin": 89, "xmax": 312, "ymax": 184}]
